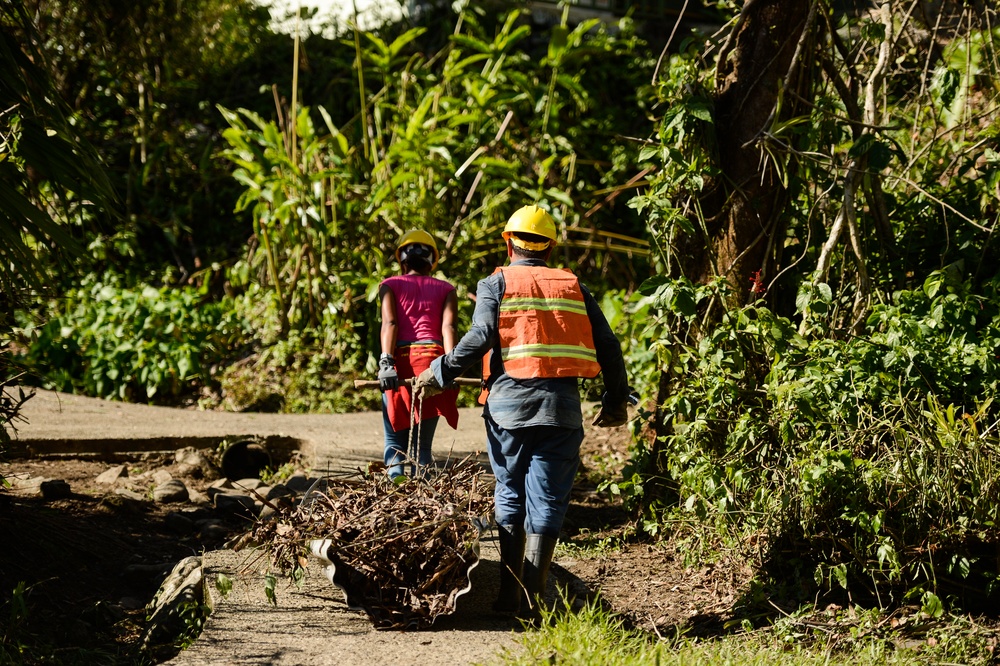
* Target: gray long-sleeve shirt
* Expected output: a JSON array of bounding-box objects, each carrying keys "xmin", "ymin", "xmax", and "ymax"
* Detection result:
[{"xmin": 431, "ymin": 258, "xmax": 629, "ymax": 430}]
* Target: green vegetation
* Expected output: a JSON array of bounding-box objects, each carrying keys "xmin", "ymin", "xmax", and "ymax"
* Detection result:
[
  {"xmin": 506, "ymin": 594, "xmax": 999, "ymax": 666},
  {"xmin": 18, "ymin": 277, "xmax": 244, "ymax": 402},
  {"xmin": 7, "ymin": 1, "xmax": 653, "ymax": 410},
  {"xmin": 212, "ymin": 5, "xmax": 654, "ymax": 377},
  {"xmin": 611, "ymin": 274, "xmax": 1000, "ymax": 604},
  {"xmin": 610, "ymin": 0, "xmax": 1000, "ymax": 620},
  {"xmin": 3, "ymin": 0, "xmax": 1000, "ymax": 662}
]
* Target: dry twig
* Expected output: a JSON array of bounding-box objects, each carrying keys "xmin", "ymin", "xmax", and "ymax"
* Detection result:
[{"xmin": 238, "ymin": 456, "xmax": 492, "ymax": 629}]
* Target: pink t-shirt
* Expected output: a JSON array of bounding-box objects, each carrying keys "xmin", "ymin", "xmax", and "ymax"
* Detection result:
[{"xmin": 381, "ymin": 275, "xmax": 455, "ymax": 342}]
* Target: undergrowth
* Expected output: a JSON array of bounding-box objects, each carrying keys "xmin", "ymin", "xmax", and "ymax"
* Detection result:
[
  {"xmin": 500, "ymin": 595, "xmax": 1000, "ymax": 666},
  {"xmin": 610, "ymin": 270, "xmax": 1000, "ymax": 613},
  {"xmin": 16, "ymin": 275, "xmax": 244, "ymax": 404}
]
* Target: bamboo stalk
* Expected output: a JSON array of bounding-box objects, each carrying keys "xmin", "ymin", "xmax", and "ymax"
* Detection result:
[{"xmin": 290, "ymin": 1, "xmax": 301, "ymax": 166}]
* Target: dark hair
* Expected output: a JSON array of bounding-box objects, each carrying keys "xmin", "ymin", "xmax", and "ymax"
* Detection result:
[{"xmin": 509, "ymin": 232, "xmax": 552, "ymax": 260}]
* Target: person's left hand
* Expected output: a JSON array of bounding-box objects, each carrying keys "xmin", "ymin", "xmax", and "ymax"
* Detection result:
[
  {"xmin": 413, "ymin": 367, "xmax": 444, "ymax": 398},
  {"xmin": 592, "ymin": 396, "xmax": 628, "ymax": 428}
]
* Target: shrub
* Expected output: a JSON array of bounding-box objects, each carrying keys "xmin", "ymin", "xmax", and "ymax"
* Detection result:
[
  {"xmin": 619, "ymin": 272, "xmax": 1000, "ymax": 609},
  {"xmin": 19, "ymin": 277, "xmax": 246, "ymax": 403}
]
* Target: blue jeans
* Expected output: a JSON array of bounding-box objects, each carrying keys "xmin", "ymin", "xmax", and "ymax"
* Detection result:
[
  {"xmin": 485, "ymin": 414, "xmax": 583, "ymax": 538},
  {"xmin": 382, "ymin": 393, "xmax": 438, "ymax": 479}
]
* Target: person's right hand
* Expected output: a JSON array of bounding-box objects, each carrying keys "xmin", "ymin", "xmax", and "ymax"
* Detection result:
[
  {"xmin": 378, "ymin": 354, "xmax": 399, "ymax": 392},
  {"xmin": 412, "ymin": 367, "xmax": 444, "ymax": 399}
]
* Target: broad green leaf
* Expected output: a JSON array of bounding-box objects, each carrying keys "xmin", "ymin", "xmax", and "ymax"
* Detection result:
[{"xmin": 921, "ymin": 591, "xmax": 944, "ymax": 618}]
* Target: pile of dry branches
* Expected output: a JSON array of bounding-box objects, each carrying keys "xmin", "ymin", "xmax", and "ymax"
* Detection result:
[{"xmin": 239, "ymin": 456, "xmax": 493, "ymax": 629}]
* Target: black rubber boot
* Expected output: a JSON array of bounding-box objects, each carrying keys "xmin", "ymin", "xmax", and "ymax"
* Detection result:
[
  {"xmin": 520, "ymin": 533, "xmax": 557, "ymax": 621},
  {"xmin": 493, "ymin": 523, "xmax": 526, "ymax": 613}
]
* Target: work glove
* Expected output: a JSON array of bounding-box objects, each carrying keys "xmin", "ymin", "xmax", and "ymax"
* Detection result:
[
  {"xmin": 378, "ymin": 354, "xmax": 399, "ymax": 392},
  {"xmin": 592, "ymin": 393, "xmax": 629, "ymax": 428},
  {"xmin": 413, "ymin": 367, "xmax": 444, "ymax": 399}
]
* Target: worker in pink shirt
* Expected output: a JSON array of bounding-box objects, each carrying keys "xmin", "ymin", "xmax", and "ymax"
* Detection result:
[{"xmin": 376, "ymin": 230, "xmax": 459, "ymax": 479}]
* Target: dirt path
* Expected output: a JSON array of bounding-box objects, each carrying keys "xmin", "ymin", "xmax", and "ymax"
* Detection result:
[
  {"xmin": 10, "ymin": 388, "xmax": 492, "ymax": 475},
  {"xmin": 4, "ymin": 389, "xmax": 741, "ymax": 665},
  {"xmin": 9, "ymin": 389, "xmax": 523, "ymax": 665}
]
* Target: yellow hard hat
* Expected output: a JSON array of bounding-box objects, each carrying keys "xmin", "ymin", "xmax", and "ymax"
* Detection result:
[
  {"xmin": 395, "ymin": 229, "xmax": 439, "ymax": 269},
  {"xmin": 502, "ymin": 205, "xmax": 558, "ymax": 250}
]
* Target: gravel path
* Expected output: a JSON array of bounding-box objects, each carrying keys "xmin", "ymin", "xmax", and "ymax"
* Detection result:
[{"xmin": 15, "ymin": 389, "xmax": 533, "ymax": 666}]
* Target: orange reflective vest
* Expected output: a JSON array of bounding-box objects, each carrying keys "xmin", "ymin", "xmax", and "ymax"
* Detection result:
[{"xmin": 479, "ymin": 265, "xmax": 600, "ymax": 404}]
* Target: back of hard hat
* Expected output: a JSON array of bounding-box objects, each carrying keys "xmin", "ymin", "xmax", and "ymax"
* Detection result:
[
  {"xmin": 502, "ymin": 206, "xmax": 557, "ymax": 246},
  {"xmin": 395, "ymin": 229, "xmax": 439, "ymax": 268}
]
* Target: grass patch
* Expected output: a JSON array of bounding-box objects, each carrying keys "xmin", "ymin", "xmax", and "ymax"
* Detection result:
[{"xmin": 494, "ymin": 595, "xmax": 999, "ymax": 666}]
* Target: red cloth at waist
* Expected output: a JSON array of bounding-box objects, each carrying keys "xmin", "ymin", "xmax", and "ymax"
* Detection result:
[{"xmin": 384, "ymin": 343, "xmax": 459, "ymax": 432}]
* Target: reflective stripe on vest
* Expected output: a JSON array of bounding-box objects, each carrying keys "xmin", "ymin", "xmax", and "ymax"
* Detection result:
[{"xmin": 494, "ymin": 265, "xmax": 600, "ymax": 379}]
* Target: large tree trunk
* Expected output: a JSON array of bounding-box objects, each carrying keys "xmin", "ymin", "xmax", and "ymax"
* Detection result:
[
  {"xmin": 651, "ymin": 0, "xmax": 817, "ymax": 459},
  {"xmin": 680, "ymin": 0, "xmax": 815, "ymax": 309}
]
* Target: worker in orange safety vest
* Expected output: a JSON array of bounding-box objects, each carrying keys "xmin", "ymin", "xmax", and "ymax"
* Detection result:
[{"xmin": 414, "ymin": 204, "xmax": 631, "ymax": 619}]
